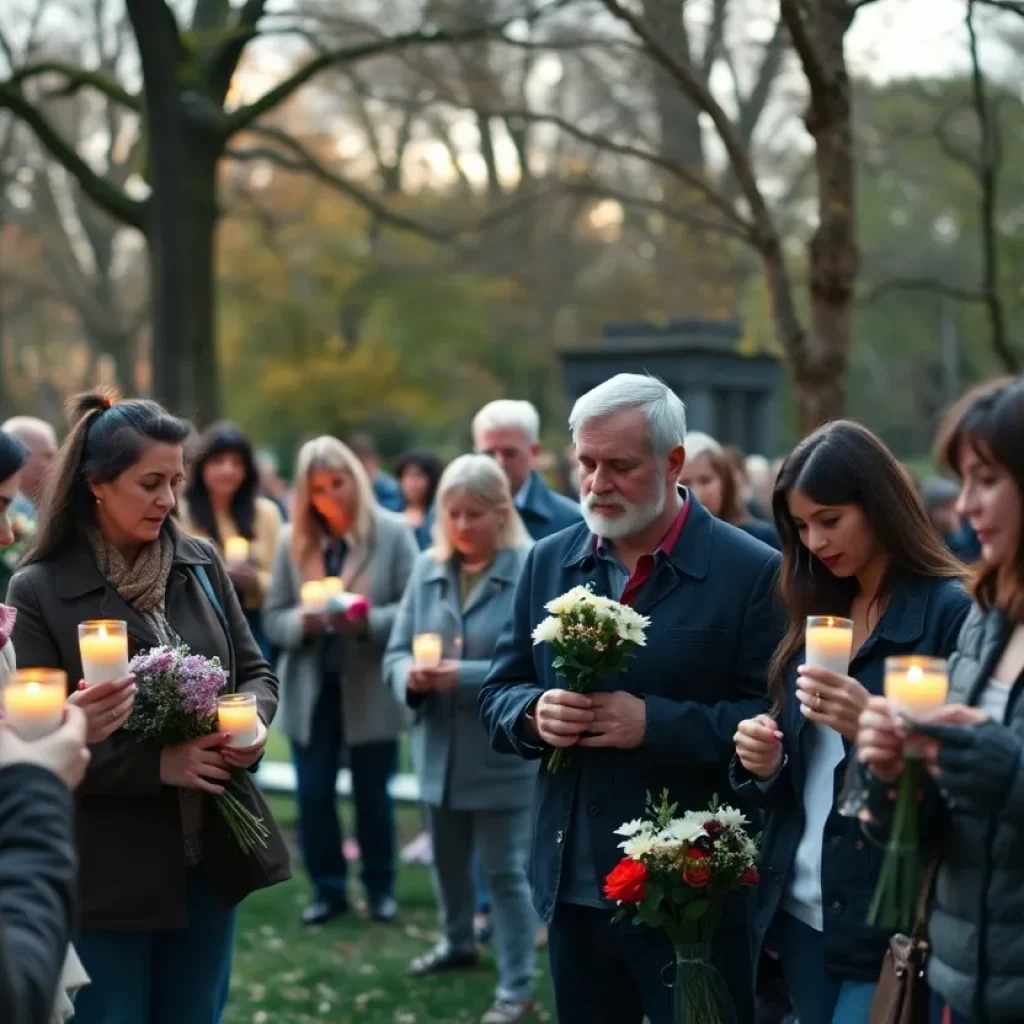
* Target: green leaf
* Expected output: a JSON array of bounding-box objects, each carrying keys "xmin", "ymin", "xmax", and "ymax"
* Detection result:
[{"xmin": 684, "ymin": 900, "xmax": 709, "ymax": 920}]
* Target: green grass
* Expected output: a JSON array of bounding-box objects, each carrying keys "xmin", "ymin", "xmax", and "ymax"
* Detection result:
[{"xmin": 227, "ymin": 797, "xmax": 555, "ymax": 1024}]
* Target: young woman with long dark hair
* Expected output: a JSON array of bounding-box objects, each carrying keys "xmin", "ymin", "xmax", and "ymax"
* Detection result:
[
  {"xmin": 857, "ymin": 378, "xmax": 1024, "ymax": 1024},
  {"xmin": 179, "ymin": 423, "xmax": 282, "ymax": 659},
  {"xmin": 396, "ymin": 450, "xmax": 443, "ymax": 551},
  {"xmin": 732, "ymin": 420, "xmax": 970, "ymax": 1024},
  {"xmin": 8, "ymin": 394, "xmax": 289, "ymax": 1024}
]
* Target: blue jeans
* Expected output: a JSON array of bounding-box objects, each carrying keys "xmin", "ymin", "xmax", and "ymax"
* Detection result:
[
  {"xmin": 426, "ymin": 804, "xmax": 536, "ymax": 1001},
  {"xmin": 775, "ymin": 912, "xmax": 876, "ymax": 1024},
  {"xmin": 72, "ymin": 867, "xmax": 236, "ymax": 1024},
  {"xmin": 291, "ymin": 675, "xmax": 396, "ymax": 906}
]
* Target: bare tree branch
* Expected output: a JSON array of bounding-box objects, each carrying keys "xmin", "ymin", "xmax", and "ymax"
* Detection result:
[
  {"xmin": 779, "ymin": 0, "xmax": 830, "ymax": 99},
  {"xmin": 7, "ymin": 62, "xmax": 141, "ymax": 111},
  {"xmin": 967, "ymin": 0, "xmax": 1019, "ymax": 371},
  {"xmin": 225, "ymin": 126, "xmax": 454, "ymax": 244},
  {"xmin": 0, "ymin": 85, "xmax": 145, "ymax": 230},
  {"xmin": 225, "ymin": 1, "xmax": 573, "ymax": 136},
  {"xmin": 598, "ymin": 0, "xmax": 775, "ymax": 242}
]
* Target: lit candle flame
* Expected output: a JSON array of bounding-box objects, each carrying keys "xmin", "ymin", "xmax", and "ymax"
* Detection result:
[{"xmin": 908, "ymin": 664, "xmax": 923, "ymax": 684}]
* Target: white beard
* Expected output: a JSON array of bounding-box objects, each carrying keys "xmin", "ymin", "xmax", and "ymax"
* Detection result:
[{"xmin": 582, "ymin": 487, "xmax": 667, "ymax": 540}]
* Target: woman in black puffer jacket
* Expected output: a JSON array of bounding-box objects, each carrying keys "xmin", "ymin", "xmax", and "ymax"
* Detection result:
[{"xmin": 856, "ymin": 377, "xmax": 1024, "ymax": 1024}]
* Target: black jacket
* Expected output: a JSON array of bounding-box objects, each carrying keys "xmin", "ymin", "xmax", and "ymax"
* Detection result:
[
  {"xmin": 732, "ymin": 575, "xmax": 970, "ymax": 982},
  {"xmin": 861, "ymin": 606, "xmax": 1024, "ymax": 1021},
  {"xmin": 0, "ymin": 763, "xmax": 76, "ymax": 1024}
]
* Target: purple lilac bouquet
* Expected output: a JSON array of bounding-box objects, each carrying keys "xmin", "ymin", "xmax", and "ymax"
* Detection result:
[{"xmin": 124, "ymin": 645, "xmax": 270, "ymax": 853}]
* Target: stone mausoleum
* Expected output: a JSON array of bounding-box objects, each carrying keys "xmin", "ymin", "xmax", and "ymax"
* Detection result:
[{"xmin": 558, "ymin": 319, "xmax": 784, "ymax": 456}]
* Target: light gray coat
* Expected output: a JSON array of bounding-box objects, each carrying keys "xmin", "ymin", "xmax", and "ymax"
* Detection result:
[
  {"xmin": 384, "ymin": 545, "xmax": 537, "ymax": 811},
  {"xmin": 264, "ymin": 513, "xmax": 417, "ymax": 748}
]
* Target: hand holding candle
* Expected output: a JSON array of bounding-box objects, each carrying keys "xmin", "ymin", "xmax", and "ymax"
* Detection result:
[
  {"xmin": 301, "ymin": 580, "xmax": 327, "ymax": 613},
  {"xmin": 224, "ymin": 536, "xmax": 250, "ymax": 566},
  {"xmin": 4, "ymin": 669, "xmax": 67, "ymax": 741},
  {"xmin": 413, "ymin": 633, "xmax": 443, "ymax": 669},
  {"xmin": 217, "ymin": 692, "xmax": 260, "ymax": 748},
  {"xmin": 805, "ymin": 616, "xmax": 854, "ymax": 675},
  {"xmin": 78, "ymin": 620, "xmax": 129, "ymax": 687}
]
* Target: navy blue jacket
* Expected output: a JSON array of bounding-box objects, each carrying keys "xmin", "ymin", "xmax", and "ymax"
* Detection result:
[
  {"xmin": 731, "ymin": 574, "xmax": 971, "ymax": 982},
  {"xmin": 478, "ymin": 497, "xmax": 783, "ymax": 925},
  {"xmin": 517, "ymin": 471, "xmax": 582, "ymax": 542}
]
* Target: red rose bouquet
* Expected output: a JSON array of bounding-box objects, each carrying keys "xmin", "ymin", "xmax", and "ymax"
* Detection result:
[{"xmin": 605, "ymin": 792, "xmax": 760, "ymax": 1024}]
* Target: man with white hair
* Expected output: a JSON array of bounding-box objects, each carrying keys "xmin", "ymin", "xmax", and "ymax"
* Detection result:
[
  {"xmin": 479, "ymin": 374, "xmax": 782, "ymax": 1024},
  {"xmin": 0, "ymin": 417, "xmax": 57, "ymax": 519},
  {"xmin": 473, "ymin": 400, "xmax": 581, "ymax": 542}
]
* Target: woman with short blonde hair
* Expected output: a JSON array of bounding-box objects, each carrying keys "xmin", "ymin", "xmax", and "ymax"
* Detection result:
[
  {"xmin": 265, "ymin": 435, "xmax": 417, "ymax": 926},
  {"xmin": 385, "ymin": 454, "xmax": 537, "ymax": 1024}
]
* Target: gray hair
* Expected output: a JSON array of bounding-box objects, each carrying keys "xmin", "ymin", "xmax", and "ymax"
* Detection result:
[
  {"xmin": 1, "ymin": 416, "xmax": 56, "ymax": 446},
  {"xmin": 432, "ymin": 454, "xmax": 532, "ymax": 561},
  {"xmin": 569, "ymin": 374, "xmax": 686, "ymax": 457},
  {"xmin": 684, "ymin": 431, "xmax": 721, "ymax": 460},
  {"xmin": 472, "ymin": 400, "xmax": 541, "ymax": 446}
]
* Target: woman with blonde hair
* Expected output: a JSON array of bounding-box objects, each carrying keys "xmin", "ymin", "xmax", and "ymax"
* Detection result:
[
  {"xmin": 385, "ymin": 455, "xmax": 537, "ymax": 1024},
  {"xmin": 265, "ymin": 436, "xmax": 418, "ymax": 926}
]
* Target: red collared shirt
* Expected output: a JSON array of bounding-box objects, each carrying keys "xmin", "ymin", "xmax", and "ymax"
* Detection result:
[{"xmin": 594, "ymin": 494, "xmax": 691, "ymax": 607}]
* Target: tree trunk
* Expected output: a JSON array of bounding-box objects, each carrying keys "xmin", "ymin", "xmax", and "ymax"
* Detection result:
[
  {"xmin": 145, "ymin": 98, "xmax": 222, "ymax": 425},
  {"xmin": 776, "ymin": 1, "xmax": 858, "ymax": 435}
]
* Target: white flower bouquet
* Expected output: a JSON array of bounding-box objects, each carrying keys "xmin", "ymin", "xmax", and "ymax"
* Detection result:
[{"xmin": 531, "ymin": 585, "xmax": 649, "ymax": 772}]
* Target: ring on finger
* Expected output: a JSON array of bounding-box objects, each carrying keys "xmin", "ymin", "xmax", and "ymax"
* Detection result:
[{"xmin": 815, "ymin": 692, "xmax": 823, "ymax": 711}]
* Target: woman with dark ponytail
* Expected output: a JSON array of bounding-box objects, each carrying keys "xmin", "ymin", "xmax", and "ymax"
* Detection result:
[{"xmin": 8, "ymin": 392, "xmax": 289, "ymax": 1024}]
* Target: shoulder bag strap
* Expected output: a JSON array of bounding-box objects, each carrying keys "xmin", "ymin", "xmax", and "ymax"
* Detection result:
[
  {"xmin": 910, "ymin": 857, "xmax": 941, "ymax": 946},
  {"xmin": 191, "ymin": 564, "xmax": 238, "ymax": 692}
]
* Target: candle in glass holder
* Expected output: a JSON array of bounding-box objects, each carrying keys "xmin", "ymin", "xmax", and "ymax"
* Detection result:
[
  {"xmin": 805, "ymin": 616, "xmax": 854, "ymax": 675},
  {"xmin": 413, "ymin": 633, "xmax": 443, "ymax": 669},
  {"xmin": 217, "ymin": 692, "xmax": 260, "ymax": 747},
  {"xmin": 885, "ymin": 656, "xmax": 949, "ymax": 716},
  {"xmin": 323, "ymin": 577, "xmax": 344, "ymax": 599},
  {"xmin": 301, "ymin": 580, "xmax": 327, "ymax": 612},
  {"xmin": 224, "ymin": 536, "xmax": 250, "ymax": 566},
  {"xmin": 4, "ymin": 669, "xmax": 67, "ymax": 740},
  {"xmin": 78, "ymin": 620, "xmax": 130, "ymax": 687}
]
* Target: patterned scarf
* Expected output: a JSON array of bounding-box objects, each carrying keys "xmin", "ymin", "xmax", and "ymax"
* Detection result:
[{"xmin": 87, "ymin": 527, "xmax": 178, "ymax": 646}]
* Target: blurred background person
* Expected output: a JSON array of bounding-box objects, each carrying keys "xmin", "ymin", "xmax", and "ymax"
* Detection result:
[
  {"xmin": 396, "ymin": 450, "xmax": 444, "ymax": 552},
  {"xmin": 180, "ymin": 423, "xmax": 283, "ymax": 660},
  {"xmin": 472, "ymin": 399, "xmax": 580, "ymax": 541},
  {"xmin": 745, "ymin": 453, "xmax": 774, "ymax": 521},
  {"xmin": 682, "ymin": 432, "xmax": 780, "ymax": 549},
  {"xmin": 265, "ymin": 436, "xmax": 417, "ymax": 926},
  {"xmin": 349, "ymin": 433, "xmax": 404, "ymax": 513},
  {"xmin": 0, "ymin": 417, "xmax": 57, "ymax": 522},
  {"xmin": 386, "ymin": 454, "xmax": 537, "ymax": 1024},
  {"xmin": 921, "ymin": 475, "xmax": 981, "ymax": 563}
]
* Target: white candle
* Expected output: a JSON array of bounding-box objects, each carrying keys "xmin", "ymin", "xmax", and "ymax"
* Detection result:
[
  {"xmin": 78, "ymin": 620, "xmax": 130, "ymax": 687},
  {"xmin": 301, "ymin": 580, "xmax": 327, "ymax": 612},
  {"xmin": 224, "ymin": 536, "xmax": 250, "ymax": 566},
  {"xmin": 885, "ymin": 656, "xmax": 949, "ymax": 715},
  {"xmin": 805, "ymin": 616, "xmax": 854, "ymax": 675},
  {"xmin": 323, "ymin": 576, "xmax": 344, "ymax": 599},
  {"xmin": 413, "ymin": 633, "xmax": 443, "ymax": 669},
  {"xmin": 4, "ymin": 669, "xmax": 66, "ymax": 740},
  {"xmin": 217, "ymin": 693, "xmax": 260, "ymax": 747}
]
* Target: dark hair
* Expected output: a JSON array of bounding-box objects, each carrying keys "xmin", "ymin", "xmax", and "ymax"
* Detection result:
[
  {"xmin": 0, "ymin": 430, "xmax": 27, "ymax": 484},
  {"xmin": 185, "ymin": 422, "xmax": 260, "ymax": 545},
  {"xmin": 395, "ymin": 450, "xmax": 443, "ymax": 511},
  {"xmin": 24, "ymin": 391, "xmax": 192, "ymax": 564},
  {"xmin": 768, "ymin": 420, "xmax": 964, "ymax": 705},
  {"xmin": 936, "ymin": 376, "xmax": 1024, "ymax": 621}
]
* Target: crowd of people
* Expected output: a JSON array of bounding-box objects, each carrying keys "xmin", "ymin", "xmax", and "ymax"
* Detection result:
[{"xmin": 0, "ymin": 374, "xmax": 1018, "ymax": 1024}]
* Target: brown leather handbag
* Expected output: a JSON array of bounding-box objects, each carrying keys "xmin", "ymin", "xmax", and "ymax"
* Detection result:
[{"xmin": 868, "ymin": 861, "xmax": 939, "ymax": 1024}]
